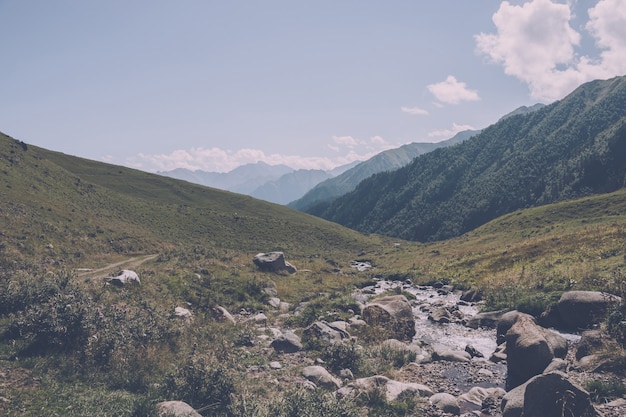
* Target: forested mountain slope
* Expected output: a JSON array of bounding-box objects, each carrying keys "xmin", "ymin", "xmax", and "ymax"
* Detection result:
[
  {"xmin": 289, "ymin": 129, "xmax": 479, "ymax": 211},
  {"xmin": 311, "ymin": 76, "xmax": 626, "ymax": 242}
]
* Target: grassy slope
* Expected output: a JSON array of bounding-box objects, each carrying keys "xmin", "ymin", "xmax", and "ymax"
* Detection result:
[
  {"xmin": 1, "ymin": 132, "xmax": 626, "ymax": 415},
  {"xmin": 378, "ymin": 188, "xmax": 626, "ymax": 311},
  {"xmin": 0, "ymin": 133, "xmax": 385, "ymax": 270}
]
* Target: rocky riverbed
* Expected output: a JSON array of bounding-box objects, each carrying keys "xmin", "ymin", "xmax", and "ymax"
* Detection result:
[{"xmin": 159, "ymin": 275, "xmax": 626, "ymax": 417}]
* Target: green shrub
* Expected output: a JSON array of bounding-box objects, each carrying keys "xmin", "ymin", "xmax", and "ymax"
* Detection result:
[
  {"xmin": 163, "ymin": 353, "xmax": 236, "ymax": 415},
  {"xmin": 264, "ymin": 388, "xmax": 360, "ymax": 417},
  {"xmin": 584, "ymin": 379, "xmax": 626, "ymax": 403},
  {"xmin": 378, "ymin": 344, "xmax": 417, "ymax": 368},
  {"xmin": 322, "ymin": 341, "xmax": 363, "ymax": 375}
]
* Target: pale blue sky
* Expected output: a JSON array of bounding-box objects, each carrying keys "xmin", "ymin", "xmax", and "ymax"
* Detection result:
[{"xmin": 1, "ymin": 0, "xmax": 625, "ymax": 172}]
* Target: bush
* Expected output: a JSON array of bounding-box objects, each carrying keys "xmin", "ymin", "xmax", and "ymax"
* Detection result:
[
  {"xmin": 584, "ymin": 379, "xmax": 626, "ymax": 403},
  {"xmin": 163, "ymin": 353, "xmax": 236, "ymax": 415},
  {"xmin": 607, "ymin": 300, "xmax": 626, "ymax": 347},
  {"xmin": 264, "ymin": 388, "xmax": 360, "ymax": 417},
  {"xmin": 322, "ymin": 341, "xmax": 363, "ymax": 375}
]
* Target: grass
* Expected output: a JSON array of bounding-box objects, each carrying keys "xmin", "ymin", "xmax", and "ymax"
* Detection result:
[{"xmin": 3, "ymin": 132, "xmax": 626, "ymax": 415}]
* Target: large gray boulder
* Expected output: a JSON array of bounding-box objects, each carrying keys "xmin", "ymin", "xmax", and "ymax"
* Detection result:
[
  {"xmin": 429, "ymin": 392, "xmax": 460, "ymax": 415},
  {"xmin": 496, "ymin": 310, "xmax": 529, "ymax": 345},
  {"xmin": 155, "ymin": 401, "xmax": 202, "ymax": 417},
  {"xmin": 270, "ymin": 330, "xmax": 303, "ymax": 353},
  {"xmin": 502, "ymin": 372, "xmax": 600, "ymax": 417},
  {"xmin": 556, "ymin": 290, "xmax": 621, "ymax": 330},
  {"xmin": 108, "ymin": 269, "xmax": 140, "ymax": 286},
  {"xmin": 466, "ymin": 309, "xmax": 508, "ymax": 329},
  {"xmin": 505, "ymin": 314, "xmax": 568, "ymax": 389},
  {"xmin": 338, "ymin": 375, "xmax": 433, "ymax": 401},
  {"xmin": 301, "ymin": 365, "xmax": 341, "ymax": 390},
  {"xmin": 362, "ymin": 295, "xmax": 416, "ymax": 341},
  {"xmin": 253, "ymin": 252, "xmax": 297, "ymax": 274},
  {"xmin": 302, "ymin": 321, "xmax": 350, "ymax": 347}
]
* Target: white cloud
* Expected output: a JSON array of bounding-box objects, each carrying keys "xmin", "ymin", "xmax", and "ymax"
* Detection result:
[
  {"xmin": 370, "ymin": 135, "xmax": 387, "ymax": 145},
  {"xmin": 427, "ymin": 76, "xmax": 481, "ymax": 105},
  {"xmin": 401, "ymin": 106, "xmax": 429, "ymax": 115},
  {"xmin": 126, "ymin": 135, "xmax": 397, "ymax": 173},
  {"xmin": 332, "ymin": 135, "xmax": 359, "ymax": 148},
  {"xmin": 427, "ymin": 122, "xmax": 476, "ymax": 140},
  {"xmin": 475, "ymin": 0, "xmax": 626, "ymax": 102}
]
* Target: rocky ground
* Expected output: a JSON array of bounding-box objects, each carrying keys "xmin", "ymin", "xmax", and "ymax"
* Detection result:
[{"xmin": 232, "ymin": 278, "xmax": 626, "ymax": 417}]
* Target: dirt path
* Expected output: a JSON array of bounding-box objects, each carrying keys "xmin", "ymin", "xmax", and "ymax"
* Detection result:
[{"xmin": 75, "ymin": 254, "xmax": 159, "ymax": 278}]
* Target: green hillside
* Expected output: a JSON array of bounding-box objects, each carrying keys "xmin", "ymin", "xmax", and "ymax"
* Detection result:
[
  {"xmin": 289, "ymin": 130, "xmax": 480, "ymax": 211},
  {"xmin": 311, "ymin": 76, "xmax": 626, "ymax": 242},
  {"xmin": 0, "ymin": 132, "xmax": 383, "ymax": 272},
  {"xmin": 1, "ymin": 128, "xmax": 626, "ymax": 416}
]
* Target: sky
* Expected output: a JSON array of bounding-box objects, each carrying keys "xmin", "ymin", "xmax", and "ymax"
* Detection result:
[{"xmin": 1, "ymin": 0, "xmax": 625, "ymax": 173}]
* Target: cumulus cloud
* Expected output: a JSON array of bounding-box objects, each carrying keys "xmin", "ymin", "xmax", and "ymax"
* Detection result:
[
  {"xmin": 332, "ymin": 135, "xmax": 359, "ymax": 148},
  {"xmin": 427, "ymin": 122, "xmax": 477, "ymax": 140},
  {"xmin": 475, "ymin": 0, "xmax": 626, "ymax": 102},
  {"xmin": 401, "ymin": 106, "xmax": 429, "ymax": 115},
  {"xmin": 427, "ymin": 76, "xmax": 481, "ymax": 105},
  {"xmin": 126, "ymin": 135, "xmax": 396, "ymax": 173}
]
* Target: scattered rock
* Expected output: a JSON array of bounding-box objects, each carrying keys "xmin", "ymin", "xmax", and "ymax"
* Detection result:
[
  {"xmin": 270, "ymin": 330, "xmax": 302, "ymax": 353},
  {"xmin": 338, "ymin": 375, "xmax": 433, "ymax": 401},
  {"xmin": 155, "ymin": 401, "xmax": 202, "ymax": 417},
  {"xmin": 301, "ymin": 365, "xmax": 341, "ymax": 390},
  {"xmin": 556, "ymin": 290, "xmax": 622, "ymax": 330},
  {"xmin": 174, "ymin": 307, "xmax": 193, "ymax": 322},
  {"xmin": 576, "ymin": 329, "xmax": 606, "ymax": 360},
  {"xmin": 466, "ymin": 309, "xmax": 508, "ymax": 329},
  {"xmin": 502, "ymin": 371, "xmax": 601, "ymax": 417},
  {"xmin": 362, "ymin": 295, "xmax": 416, "ymax": 341},
  {"xmin": 465, "ymin": 344, "xmax": 484, "ymax": 358},
  {"xmin": 302, "ymin": 321, "xmax": 351, "ymax": 347},
  {"xmin": 432, "ymin": 344, "xmax": 471, "ymax": 363},
  {"xmin": 505, "ymin": 314, "xmax": 568, "ymax": 389},
  {"xmin": 253, "ymin": 252, "xmax": 297, "ymax": 274},
  {"xmin": 269, "ymin": 361, "xmax": 282, "ymax": 369},
  {"xmin": 428, "ymin": 306, "xmax": 453, "ymax": 324},
  {"xmin": 213, "ymin": 306, "xmax": 236, "ymax": 323},
  {"xmin": 460, "ymin": 289, "xmax": 482, "ymax": 303},
  {"xmin": 108, "ymin": 269, "xmax": 140, "ymax": 286},
  {"xmin": 429, "ymin": 392, "xmax": 460, "ymax": 415}
]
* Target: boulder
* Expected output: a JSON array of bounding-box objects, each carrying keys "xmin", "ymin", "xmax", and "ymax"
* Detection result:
[
  {"xmin": 505, "ymin": 314, "xmax": 568, "ymax": 389},
  {"xmin": 465, "ymin": 344, "xmax": 484, "ymax": 358},
  {"xmin": 556, "ymin": 290, "xmax": 621, "ymax": 330},
  {"xmin": 428, "ymin": 306, "xmax": 453, "ymax": 324},
  {"xmin": 338, "ymin": 375, "xmax": 432, "ymax": 401},
  {"xmin": 301, "ymin": 365, "xmax": 341, "ymax": 390},
  {"xmin": 466, "ymin": 309, "xmax": 508, "ymax": 329},
  {"xmin": 362, "ymin": 295, "xmax": 416, "ymax": 341},
  {"xmin": 108, "ymin": 269, "xmax": 140, "ymax": 286},
  {"xmin": 253, "ymin": 252, "xmax": 297, "ymax": 274},
  {"xmin": 302, "ymin": 321, "xmax": 350, "ymax": 347},
  {"xmin": 213, "ymin": 306, "xmax": 236, "ymax": 324},
  {"xmin": 576, "ymin": 330, "xmax": 605, "ymax": 360},
  {"xmin": 270, "ymin": 330, "xmax": 303, "ymax": 353},
  {"xmin": 502, "ymin": 371, "xmax": 600, "ymax": 417},
  {"xmin": 432, "ymin": 344, "xmax": 471, "ymax": 363},
  {"xmin": 496, "ymin": 310, "xmax": 529, "ymax": 345},
  {"xmin": 429, "ymin": 392, "xmax": 460, "ymax": 415},
  {"xmin": 174, "ymin": 307, "xmax": 193, "ymax": 322},
  {"xmin": 460, "ymin": 289, "xmax": 483, "ymax": 303},
  {"xmin": 501, "ymin": 382, "xmax": 526, "ymax": 417},
  {"xmin": 155, "ymin": 401, "xmax": 202, "ymax": 417}
]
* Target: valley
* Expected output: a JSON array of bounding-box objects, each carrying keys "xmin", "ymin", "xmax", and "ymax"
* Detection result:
[{"xmin": 1, "ymin": 76, "xmax": 626, "ymax": 417}]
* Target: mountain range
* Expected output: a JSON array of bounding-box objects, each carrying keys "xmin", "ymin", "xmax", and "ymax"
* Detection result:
[
  {"xmin": 159, "ymin": 131, "xmax": 480, "ymax": 206},
  {"xmin": 288, "ymin": 129, "xmax": 481, "ymax": 211},
  {"xmin": 307, "ymin": 76, "xmax": 626, "ymax": 242}
]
